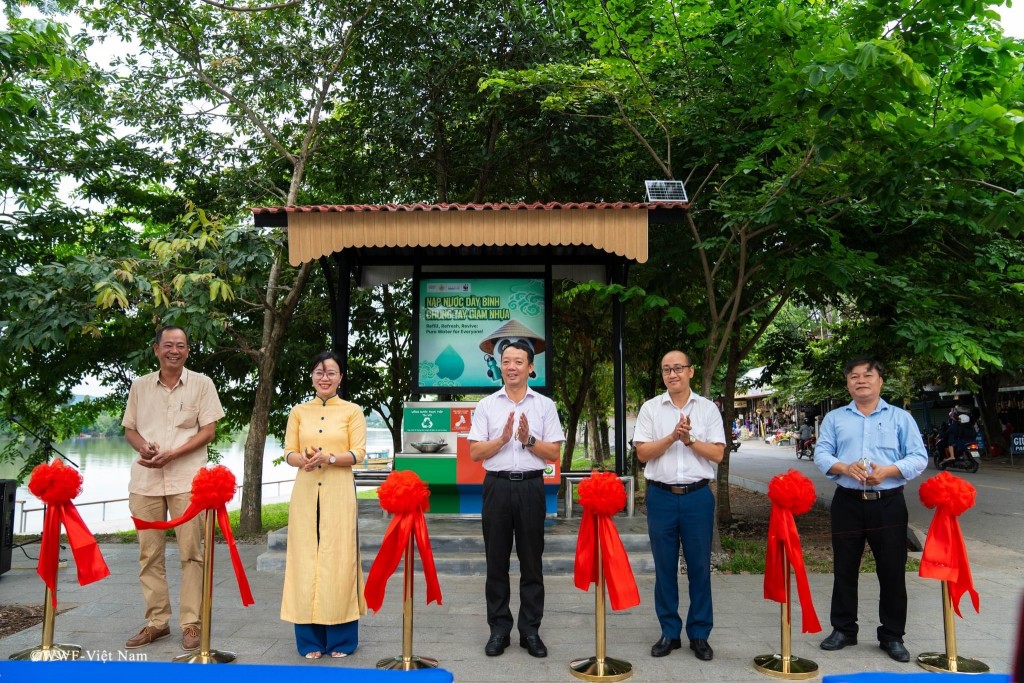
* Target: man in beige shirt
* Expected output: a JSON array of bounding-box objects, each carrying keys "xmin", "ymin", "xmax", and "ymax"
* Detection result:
[{"xmin": 121, "ymin": 326, "xmax": 224, "ymax": 651}]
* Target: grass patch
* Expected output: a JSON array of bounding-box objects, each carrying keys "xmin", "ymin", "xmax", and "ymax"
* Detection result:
[
  {"xmin": 226, "ymin": 502, "xmax": 289, "ymax": 531},
  {"xmin": 225, "ymin": 502, "xmax": 289, "ymax": 543},
  {"xmin": 716, "ymin": 535, "xmax": 920, "ymax": 575},
  {"xmin": 718, "ymin": 536, "xmax": 765, "ymax": 573},
  {"xmin": 570, "ymin": 457, "xmax": 597, "ymax": 470},
  {"xmin": 113, "ymin": 530, "xmax": 138, "ymax": 544},
  {"xmin": 860, "ymin": 553, "xmax": 920, "ymax": 574}
]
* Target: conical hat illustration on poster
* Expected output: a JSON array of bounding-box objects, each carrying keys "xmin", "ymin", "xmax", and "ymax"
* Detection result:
[{"xmin": 478, "ymin": 319, "xmax": 546, "ymax": 356}]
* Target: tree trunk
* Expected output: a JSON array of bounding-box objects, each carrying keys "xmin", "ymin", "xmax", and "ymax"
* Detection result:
[
  {"xmin": 383, "ymin": 284, "xmax": 406, "ymax": 456},
  {"xmin": 977, "ymin": 369, "xmax": 1006, "ymax": 453},
  {"xmin": 239, "ymin": 257, "xmax": 314, "ymax": 534},
  {"xmin": 587, "ymin": 412, "xmax": 602, "ymax": 467},
  {"xmin": 388, "ymin": 402, "xmax": 403, "ymax": 456},
  {"xmin": 716, "ymin": 333, "xmax": 742, "ymax": 525},
  {"xmin": 599, "ymin": 416, "xmax": 611, "ymax": 466},
  {"xmin": 585, "ymin": 415, "xmax": 596, "ymax": 463},
  {"xmin": 558, "ymin": 367, "xmax": 592, "ymax": 473},
  {"xmin": 239, "ymin": 351, "xmax": 279, "ymax": 534},
  {"xmin": 561, "ymin": 414, "xmax": 580, "ymax": 474}
]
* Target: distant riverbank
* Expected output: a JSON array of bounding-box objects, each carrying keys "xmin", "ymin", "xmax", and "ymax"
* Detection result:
[{"xmin": 1, "ymin": 429, "xmax": 394, "ymax": 534}]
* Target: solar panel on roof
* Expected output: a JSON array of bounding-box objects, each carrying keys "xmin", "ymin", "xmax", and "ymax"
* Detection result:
[{"xmin": 645, "ymin": 180, "xmax": 688, "ymax": 203}]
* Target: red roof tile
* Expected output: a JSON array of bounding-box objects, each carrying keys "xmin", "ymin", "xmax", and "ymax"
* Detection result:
[{"xmin": 250, "ymin": 201, "xmax": 689, "ymax": 214}]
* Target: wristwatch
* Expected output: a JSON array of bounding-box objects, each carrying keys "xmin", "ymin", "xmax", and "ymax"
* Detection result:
[
  {"xmin": 526, "ymin": 435, "xmax": 537, "ymax": 449},
  {"xmin": 328, "ymin": 455, "xmax": 337, "ymax": 464}
]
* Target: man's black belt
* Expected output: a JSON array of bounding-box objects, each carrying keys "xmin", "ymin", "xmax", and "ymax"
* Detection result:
[
  {"xmin": 836, "ymin": 485, "xmax": 904, "ymax": 501},
  {"xmin": 487, "ymin": 470, "xmax": 544, "ymax": 481},
  {"xmin": 649, "ymin": 479, "xmax": 710, "ymax": 495}
]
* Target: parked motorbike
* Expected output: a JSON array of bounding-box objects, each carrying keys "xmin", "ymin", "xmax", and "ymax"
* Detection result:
[
  {"xmin": 925, "ymin": 427, "xmax": 948, "ymax": 469},
  {"xmin": 795, "ymin": 436, "xmax": 815, "ymax": 460},
  {"xmin": 938, "ymin": 441, "xmax": 981, "ymax": 473},
  {"xmin": 730, "ymin": 427, "xmax": 742, "ymax": 452}
]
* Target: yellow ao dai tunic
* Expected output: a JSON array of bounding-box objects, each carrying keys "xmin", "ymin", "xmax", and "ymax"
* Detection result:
[{"xmin": 279, "ymin": 395, "xmax": 367, "ymax": 624}]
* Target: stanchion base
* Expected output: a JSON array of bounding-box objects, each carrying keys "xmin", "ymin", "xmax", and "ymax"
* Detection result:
[
  {"xmin": 173, "ymin": 649, "xmax": 237, "ymax": 664},
  {"xmin": 753, "ymin": 653, "xmax": 820, "ymax": 679},
  {"xmin": 9, "ymin": 644, "xmax": 82, "ymax": 661},
  {"xmin": 569, "ymin": 655, "xmax": 633, "ymax": 682},
  {"xmin": 376, "ymin": 654, "xmax": 439, "ymax": 671},
  {"xmin": 917, "ymin": 652, "xmax": 990, "ymax": 674}
]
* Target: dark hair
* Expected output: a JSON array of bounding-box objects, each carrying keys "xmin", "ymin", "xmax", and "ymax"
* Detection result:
[
  {"xmin": 662, "ymin": 349, "xmax": 692, "ymax": 366},
  {"xmin": 500, "ymin": 339, "xmax": 535, "ymax": 364},
  {"xmin": 309, "ymin": 350, "xmax": 344, "ymax": 374},
  {"xmin": 155, "ymin": 325, "xmax": 189, "ymax": 346},
  {"xmin": 844, "ymin": 357, "xmax": 884, "ymax": 378}
]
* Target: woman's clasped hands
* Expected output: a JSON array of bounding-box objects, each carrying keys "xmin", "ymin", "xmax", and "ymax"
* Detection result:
[{"xmin": 301, "ymin": 446, "xmax": 333, "ymax": 471}]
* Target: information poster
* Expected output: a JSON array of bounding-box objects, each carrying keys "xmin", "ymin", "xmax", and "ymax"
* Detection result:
[
  {"xmin": 405, "ymin": 407, "xmax": 451, "ymax": 433},
  {"xmin": 415, "ymin": 275, "xmax": 548, "ymax": 393}
]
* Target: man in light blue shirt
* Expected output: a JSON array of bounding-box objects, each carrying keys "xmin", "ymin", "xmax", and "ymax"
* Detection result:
[{"xmin": 814, "ymin": 358, "xmax": 927, "ymax": 663}]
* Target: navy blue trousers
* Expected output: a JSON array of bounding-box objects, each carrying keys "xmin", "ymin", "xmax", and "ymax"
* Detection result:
[
  {"xmin": 294, "ymin": 620, "xmax": 358, "ymax": 656},
  {"xmin": 646, "ymin": 483, "xmax": 714, "ymax": 640}
]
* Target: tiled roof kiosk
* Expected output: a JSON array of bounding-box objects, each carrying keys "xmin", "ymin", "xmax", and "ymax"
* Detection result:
[{"xmin": 251, "ymin": 202, "xmax": 687, "ymax": 514}]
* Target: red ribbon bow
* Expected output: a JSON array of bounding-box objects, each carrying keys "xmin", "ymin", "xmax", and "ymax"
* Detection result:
[
  {"xmin": 28, "ymin": 459, "xmax": 111, "ymax": 606},
  {"xmin": 364, "ymin": 470, "xmax": 442, "ymax": 612},
  {"xmin": 764, "ymin": 470, "xmax": 821, "ymax": 633},
  {"xmin": 574, "ymin": 471, "xmax": 640, "ymax": 611},
  {"xmin": 131, "ymin": 465, "xmax": 254, "ymax": 606},
  {"xmin": 918, "ymin": 471, "xmax": 979, "ymax": 617}
]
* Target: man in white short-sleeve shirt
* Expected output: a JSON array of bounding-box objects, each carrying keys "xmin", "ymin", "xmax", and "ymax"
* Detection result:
[
  {"xmin": 468, "ymin": 341, "xmax": 564, "ymax": 659},
  {"xmin": 633, "ymin": 349, "xmax": 725, "ymax": 662}
]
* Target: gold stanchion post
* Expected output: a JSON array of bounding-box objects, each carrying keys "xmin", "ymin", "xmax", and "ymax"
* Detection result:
[
  {"xmin": 376, "ymin": 537, "xmax": 438, "ymax": 670},
  {"xmin": 569, "ymin": 522, "xmax": 632, "ymax": 681},
  {"xmin": 916, "ymin": 581, "xmax": 989, "ymax": 673},
  {"xmin": 753, "ymin": 556, "xmax": 818, "ymax": 679},
  {"xmin": 9, "ymin": 584, "xmax": 82, "ymax": 661},
  {"xmin": 174, "ymin": 509, "xmax": 235, "ymax": 663}
]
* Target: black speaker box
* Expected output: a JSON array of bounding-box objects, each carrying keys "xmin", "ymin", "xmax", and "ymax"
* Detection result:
[{"xmin": 0, "ymin": 478, "xmax": 16, "ymax": 576}]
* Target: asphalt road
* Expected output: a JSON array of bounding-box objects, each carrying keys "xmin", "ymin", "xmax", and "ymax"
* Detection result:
[{"xmin": 724, "ymin": 438, "xmax": 1024, "ymax": 557}]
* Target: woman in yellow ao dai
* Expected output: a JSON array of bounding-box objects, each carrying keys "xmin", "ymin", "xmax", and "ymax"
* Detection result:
[{"xmin": 280, "ymin": 351, "xmax": 367, "ymax": 659}]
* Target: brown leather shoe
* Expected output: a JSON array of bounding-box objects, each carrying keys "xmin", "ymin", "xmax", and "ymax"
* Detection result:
[
  {"xmin": 181, "ymin": 624, "xmax": 200, "ymax": 651},
  {"xmin": 125, "ymin": 625, "xmax": 170, "ymax": 649}
]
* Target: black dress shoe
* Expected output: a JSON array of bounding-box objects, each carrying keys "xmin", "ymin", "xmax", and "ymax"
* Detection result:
[
  {"xmin": 820, "ymin": 630, "xmax": 857, "ymax": 651},
  {"xmin": 689, "ymin": 639, "xmax": 714, "ymax": 661},
  {"xmin": 880, "ymin": 640, "xmax": 910, "ymax": 663},
  {"xmin": 650, "ymin": 636, "xmax": 682, "ymax": 657},
  {"xmin": 484, "ymin": 633, "xmax": 510, "ymax": 656},
  {"xmin": 519, "ymin": 634, "xmax": 548, "ymax": 658}
]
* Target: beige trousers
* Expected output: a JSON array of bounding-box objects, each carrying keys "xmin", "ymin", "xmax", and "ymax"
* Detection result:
[{"xmin": 128, "ymin": 492, "xmax": 203, "ymax": 629}]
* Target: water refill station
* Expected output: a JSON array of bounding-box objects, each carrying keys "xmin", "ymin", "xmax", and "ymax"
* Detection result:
[{"xmin": 253, "ymin": 195, "xmax": 688, "ymax": 514}]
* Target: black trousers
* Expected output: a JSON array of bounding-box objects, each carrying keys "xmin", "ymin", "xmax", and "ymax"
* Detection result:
[
  {"xmin": 481, "ymin": 474, "xmax": 546, "ymax": 637},
  {"xmin": 829, "ymin": 488, "xmax": 909, "ymax": 643}
]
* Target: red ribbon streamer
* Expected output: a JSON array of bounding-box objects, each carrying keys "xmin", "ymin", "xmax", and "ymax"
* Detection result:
[
  {"xmin": 28, "ymin": 460, "xmax": 110, "ymax": 607},
  {"xmin": 131, "ymin": 467, "xmax": 254, "ymax": 607},
  {"xmin": 763, "ymin": 471, "xmax": 821, "ymax": 633},
  {"xmin": 573, "ymin": 472, "xmax": 640, "ymax": 611},
  {"xmin": 38, "ymin": 503, "xmax": 111, "ymax": 607},
  {"xmin": 919, "ymin": 472, "xmax": 979, "ymax": 617},
  {"xmin": 575, "ymin": 510, "xmax": 641, "ymax": 610},
  {"xmin": 364, "ymin": 511, "xmax": 442, "ymax": 612}
]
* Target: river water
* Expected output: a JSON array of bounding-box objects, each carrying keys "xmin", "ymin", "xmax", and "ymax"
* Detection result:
[{"xmin": 0, "ymin": 428, "xmax": 395, "ymax": 534}]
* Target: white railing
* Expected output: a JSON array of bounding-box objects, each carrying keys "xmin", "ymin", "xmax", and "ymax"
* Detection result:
[{"xmin": 16, "ymin": 452, "xmax": 392, "ymax": 533}]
